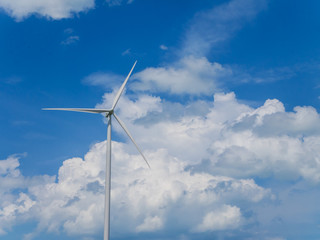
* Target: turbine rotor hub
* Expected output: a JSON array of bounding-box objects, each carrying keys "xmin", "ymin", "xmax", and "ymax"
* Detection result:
[{"xmin": 106, "ymin": 110, "xmax": 114, "ymax": 117}]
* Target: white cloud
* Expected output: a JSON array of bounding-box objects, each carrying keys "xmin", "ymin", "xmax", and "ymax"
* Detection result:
[
  {"xmin": 96, "ymin": 90, "xmax": 320, "ymax": 184},
  {"xmin": 0, "ymin": 155, "xmax": 27, "ymax": 198},
  {"xmin": 97, "ymin": 91, "xmax": 251, "ymax": 165},
  {"xmin": 130, "ymin": 0, "xmax": 270, "ymax": 97},
  {"xmin": 64, "ymin": 28, "xmax": 74, "ymax": 34},
  {"xmin": 0, "ymin": 139, "xmax": 271, "ymax": 238},
  {"xmin": 193, "ymin": 205, "xmax": 242, "ymax": 232},
  {"xmin": 0, "ymin": 155, "xmax": 54, "ymax": 236},
  {"xmin": 61, "ymin": 28, "xmax": 80, "ymax": 45},
  {"xmin": 0, "ymin": 0, "xmax": 95, "ymax": 21},
  {"xmin": 133, "ymin": 56, "xmax": 285, "ymax": 96},
  {"xmin": 181, "ymin": 0, "xmax": 267, "ymax": 56},
  {"xmin": 0, "ymin": 155, "xmax": 20, "ymax": 175},
  {"xmin": 0, "ymin": 193, "xmax": 35, "ymax": 235},
  {"xmin": 160, "ymin": 45, "xmax": 168, "ymax": 51},
  {"xmin": 136, "ymin": 215, "xmax": 163, "ymax": 232},
  {"xmin": 61, "ymin": 35, "xmax": 80, "ymax": 45},
  {"xmin": 106, "ymin": 0, "xmax": 134, "ymax": 7},
  {"xmin": 96, "ymin": 90, "xmax": 162, "ymax": 120},
  {"xmin": 3, "ymin": 91, "xmax": 320, "ymax": 238},
  {"xmin": 122, "ymin": 48, "xmax": 131, "ymax": 56},
  {"xmin": 133, "ymin": 56, "xmax": 232, "ymax": 95},
  {"xmin": 83, "ymin": 72, "xmax": 125, "ymax": 90},
  {"xmin": 204, "ymin": 99, "xmax": 320, "ymax": 182}
]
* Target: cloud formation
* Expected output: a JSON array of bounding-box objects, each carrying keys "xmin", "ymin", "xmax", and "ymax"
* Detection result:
[
  {"xmin": 2, "ymin": 91, "xmax": 320, "ymax": 239},
  {"xmin": 181, "ymin": 0, "xmax": 267, "ymax": 56},
  {"xmin": 0, "ymin": 0, "xmax": 95, "ymax": 20},
  {"xmin": 83, "ymin": 72, "xmax": 125, "ymax": 90},
  {"xmin": 130, "ymin": 0, "xmax": 287, "ymax": 96},
  {"xmin": 106, "ymin": 0, "xmax": 134, "ymax": 7},
  {"xmin": 97, "ymin": 90, "xmax": 320, "ymax": 184},
  {"xmin": 193, "ymin": 205, "xmax": 242, "ymax": 232},
  {"xmin": 0, "ymin": 143, "xmax": 270, "ymax": 239},
  {"xmin": 133, "ymin": 56, "xmax": 232, "ymax": 95},
  {"xmin": 132, "ymin": 57, "xmax": 292, "ymax": 96},
  {"xmin": 61, "ymin": 36, "xmax": 80, "ymax": 45}
]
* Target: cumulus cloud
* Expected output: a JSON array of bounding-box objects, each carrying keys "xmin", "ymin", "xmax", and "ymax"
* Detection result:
[
  {"xmin": 136, "ymin": 215, "xmax": 163, "ymax": 232},
  {"xmin": 0, "ymin": 0, "xmax": 95, "ymax": 21},
  {"xmin": 97, "ymin": 91, "xmax": 251, "ymax": 165},
  {"xmin": 132, "ymin": 56, "xmax": 287, "ymax": 96},
  {"xmin": 3, "ymin": 91, "xmax": 320, "ymax": 239},
  {"xmin": 201, "ymin": 100, "xmax": 320, "ymax": 182},
  {"xmin": 193, "ymin": 205, "xmax": 242, "ymax": 232},
  {"xmin": 181, "ymin": 0, "xmax": 267, "ymax": 56},
  {"xmin": 0, "ymin": 155, "xmax": 53, "ymax": 236},
  {"xmin": 0, "ymin": 155, "xmax": 20, "ymax": 176},
  {"xmin": 96, "ymin": 90, "xmax": 320, "ymax": 184},
  {"xmin": 133, "ymin": 56, "xmax": 232, "ymax": 95},
  {"xmin": 0, "ymin": 141, "xmax": 270, "ymax": 239}
]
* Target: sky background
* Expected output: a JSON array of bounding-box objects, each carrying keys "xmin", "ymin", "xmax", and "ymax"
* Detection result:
[{"xmin": 1, "ymin": 0, "xmax": 320, "ymax": 239}]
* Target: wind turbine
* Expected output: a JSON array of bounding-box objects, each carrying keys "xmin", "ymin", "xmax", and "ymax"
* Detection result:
[{"xmin": 43, "ymin": 61, "xmax": 150, "ymax": 240}]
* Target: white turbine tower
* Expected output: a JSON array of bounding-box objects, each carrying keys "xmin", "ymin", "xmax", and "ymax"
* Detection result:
[{"xmin": 43, "ymin": 61, "xmax": 150, "ymax": 240}]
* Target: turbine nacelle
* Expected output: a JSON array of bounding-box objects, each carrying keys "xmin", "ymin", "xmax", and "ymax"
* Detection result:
[{"xmin": 106, "ymin": 109, "xmax": 114, "ymax": 117}]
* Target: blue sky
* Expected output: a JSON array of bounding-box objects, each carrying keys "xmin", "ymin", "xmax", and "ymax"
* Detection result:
[{"xmin": 1, "ymin": 0, "xmax": 320, "ymax": 239}]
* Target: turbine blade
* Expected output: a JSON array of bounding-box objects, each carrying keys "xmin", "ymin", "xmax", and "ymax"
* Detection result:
[
  {"xmin": 42, "ymin": 108, "xmax": 111, "ymax": 114},
  {"xmin": 113, "ymin": 113, "xmax": 151, "ymax": 169},
  {"xmin": 111, "ymin": 61, "xmax": 137, "ymax": 110}
]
